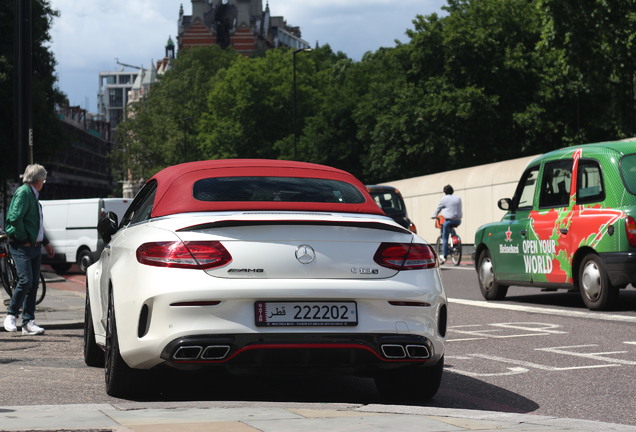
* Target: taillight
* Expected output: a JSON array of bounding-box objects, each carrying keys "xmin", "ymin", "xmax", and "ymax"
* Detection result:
[
  {"xmin": 373, "ymin": 242, "xmax": 437, "ymax": 270},
  {"xmin": 136, "ymin": 241, "xmax": 232, "ymax": 269},
  {"xmin": 626, "ymin": 216, "xmax": 636, "ymax": 247}
]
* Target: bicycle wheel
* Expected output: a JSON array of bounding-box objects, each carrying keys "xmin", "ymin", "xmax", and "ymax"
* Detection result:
[
  {"xmin": 2, "ymin": 259, "xmax": 46, "ymax": 305},
  {"xmin": 36, "ymin": 272, "xmax": 46, "ymax": 305},
  {"xmin": 435, "ymin": 236, "xmax": 443, "ymax": 260},
  {"xmin": 450, "ymin": 238, "xmax": 462, "ymax": 266},
  {"xmin": 0, "ymin": 259, "xmax": 11, "ymax": 298},
  {"xmin": 3, "ymin": 256, "xmax": 18, "ymax": 298}
]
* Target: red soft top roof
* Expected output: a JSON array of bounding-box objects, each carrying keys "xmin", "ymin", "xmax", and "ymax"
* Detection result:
[{"xmin": 149, "ymin": 159, "xmax": 385, "ymax": 217}]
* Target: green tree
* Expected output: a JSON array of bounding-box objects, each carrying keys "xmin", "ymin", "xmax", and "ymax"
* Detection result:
[
  {"xmin": 114, "ymin": 45, "xmax": 239, "ymax": 180},
  {"xmin": 540, "ymin": 0, "xmax": 636, "ymax": 142},
  {"xmin": 199, "ymin": 48, "xmax": 303, "ymax": 160},
  {"xmin": 0, "ymin": 0, "xmax": 66, "ymax": 182}
]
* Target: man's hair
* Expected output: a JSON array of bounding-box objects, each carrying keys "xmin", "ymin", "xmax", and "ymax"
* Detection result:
[
  {"xmin": 22, "ymin": 164, "xmax": 47, "ymax": 183},
  {"xmin": 443, "ymin": 184, "xmax": 454, "ymax": 195}
]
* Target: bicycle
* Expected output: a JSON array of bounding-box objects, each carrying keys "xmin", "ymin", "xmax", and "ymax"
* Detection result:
[
  {"xmin": 0, "ymin": 230, "xmax": 46, "ymax": 305},
  {"xmin": 434, "ymin": 216, "xmax": 462, "ymax": 266}
]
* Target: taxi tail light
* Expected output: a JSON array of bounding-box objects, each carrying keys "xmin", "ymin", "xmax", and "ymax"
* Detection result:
[
  {"xmin": 374, "ymin": 243, "xmax": 437, "ymax": 270},
  {"xmin": 626, "ymin": 216, "xmax": 636, "ymax": 247},
  {"xmin": 136, "ymin": 241, "xmax": 232, "ymax": 269}
]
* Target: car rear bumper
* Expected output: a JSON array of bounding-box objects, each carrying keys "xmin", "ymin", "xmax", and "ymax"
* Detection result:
[
  {"xmin": 600, "ymin": 251, "xmax": 636, "ymax": 287},
  {"xmin": 159, "ymin": 332, "xmax": 440, "ymax": 375}
]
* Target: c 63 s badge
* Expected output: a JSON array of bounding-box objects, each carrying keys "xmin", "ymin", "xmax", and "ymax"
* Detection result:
[
  {"xmin": 228, "ymin": 269, "xmax": 264, "ymax": 273},
  {"xmin": 351, "ymin": 268, "xmax": 379, "ymax": 274}
]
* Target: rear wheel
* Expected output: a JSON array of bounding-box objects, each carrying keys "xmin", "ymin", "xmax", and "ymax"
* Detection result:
[
  {"xmin": 2, "ymin": 256, "xmax": 17, "ymax": 298},
  {"xmin": 35, "ymin": 273, "xmax": 46, "ymax": 305},
  {"xmin": 578, "ymin": 254, "xmax": 617, "ymax": 311},
  {"xmin": 477, "ymin": 250, "xmax": 508, "ymax": 300},
  {"xmin": 449, "ymin": 238, "xmax": 462, "ymax": 266},
  {"xmin": 375, "ymin": 356, "xmax": 444, "ymax": 401},
  {"xmin": 435, "ymin": 236, "xmax": 443, "ymax": 260},
  {"xmin": 105, "ymin": 291, "xmax": 138, "ymax": 397}
]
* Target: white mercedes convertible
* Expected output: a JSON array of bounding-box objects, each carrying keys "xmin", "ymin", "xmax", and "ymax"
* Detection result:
[{"xmin": 84, "ymin": 159, "xmax": 447, "ymax": 399}]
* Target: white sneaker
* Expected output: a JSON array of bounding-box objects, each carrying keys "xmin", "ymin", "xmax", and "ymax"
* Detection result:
[
  {"xmin": 22, "ymin": 320, "xmax": 45, "ymax": 335},
  {"xmin": 439, "ymin": 256, "xmax": 446, "ymax": 265},
  {"xmin": 4, "ymin": 315, "xmax": 17, "ymax": 332}
]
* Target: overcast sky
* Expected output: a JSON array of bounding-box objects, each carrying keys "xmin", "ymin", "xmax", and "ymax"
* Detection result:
[{"xmin": 48, "ymin": 0, "xmax": 446, "ymax": 112}]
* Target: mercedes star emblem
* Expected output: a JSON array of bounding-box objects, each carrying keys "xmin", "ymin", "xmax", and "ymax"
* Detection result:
[{"xmin": 295, "ymin": 244, "xmax": 315, "ymax": 264}]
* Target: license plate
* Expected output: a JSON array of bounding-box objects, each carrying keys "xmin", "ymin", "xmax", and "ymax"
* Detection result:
[{"xmin": 255, "ymin": 301, "xmax": 357, "ymax": 327}]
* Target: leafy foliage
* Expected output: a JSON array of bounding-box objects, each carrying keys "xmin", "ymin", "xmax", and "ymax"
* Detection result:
[
  {"xmin": 0, "ymin": 0, "xmax": 66, "ymax": 184},
  {"xmin": 115, "ymin": 0, "xmax": 636, "ymax": 183}
]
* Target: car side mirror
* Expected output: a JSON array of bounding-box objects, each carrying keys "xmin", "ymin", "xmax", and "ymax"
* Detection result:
[
  {"xmin": 98, "ymin": 211, "xmax": 119, "ymax": 244},
  {"xmin": 498, "ymin": 198, "xmax": 513, "ymax": 211}
]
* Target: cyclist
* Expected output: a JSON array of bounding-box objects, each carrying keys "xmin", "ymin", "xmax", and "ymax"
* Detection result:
[
  {"xmin": 3, "ymin": 164, "xmax": 54, "ymax": 335},
  {"xmin": 432, "ymin": 184, "xmax": 462, "ymax": 264}
]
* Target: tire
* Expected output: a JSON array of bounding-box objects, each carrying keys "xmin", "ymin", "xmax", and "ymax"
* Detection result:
[
  {"xmin": 375, "ymin": 356, "xmax": 444, "ymax": 401},
  {"xmin": 77, "ymin": 249, "xmax": 94, "ymax": 274},
  {"xmin": 35, "ymin": 273, "xmax": 46, "ymax": 305},
  {"xmin": 578, "ymin": 254, "xmax": 617, "ymax": 311},
  {"xmin": 435, "ymin": 236, "xmax": 443, "ymax": 259},
  {"xmin": 3, "ymin": 256, "xmax": 18, "ymax": 298},
  {"xmin": 477, "ymin": 250, "xmax": 509, "ymax": 300},
  {"xmin": 105, "ymin": 291, "xmax": 136, "ymax": 397},
  {"xmin": 1, "ymin": 258, "xmax": 45, "ymax": 305},
  {"xmin": 52, "ymin": 263, "xmax": 72, "ymax": 274},
  {"xmin": 84, "ymin": 286, "xmax": 104, "ymax": 367},
  {"xmin": 450, "ymin": 239, "xmax": 462, "ymax": 266}
]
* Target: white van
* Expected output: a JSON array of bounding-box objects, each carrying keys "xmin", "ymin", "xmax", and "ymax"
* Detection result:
[{"xmin": 41, "ymin": 198, "xmax": 131, "ymax": 273}]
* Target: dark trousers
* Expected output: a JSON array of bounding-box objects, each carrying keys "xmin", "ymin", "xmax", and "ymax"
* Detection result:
[{"xmin": 7, "ymin": 244, "xmax": 41, "ymax": 323}]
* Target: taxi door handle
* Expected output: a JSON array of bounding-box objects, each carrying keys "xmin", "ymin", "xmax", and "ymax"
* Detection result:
[
  {"xmin": 560, "ymin": 228, "xmax": 569, "ymax": 235},
  {"xmin": 520, "ymin": 230, "xmax": 527, "ymax": 236}
]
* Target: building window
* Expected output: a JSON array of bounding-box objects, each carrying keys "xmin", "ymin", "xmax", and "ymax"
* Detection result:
[{"xmin": 109, "ymin": 88, "xmax": 124, "ymax": 107}]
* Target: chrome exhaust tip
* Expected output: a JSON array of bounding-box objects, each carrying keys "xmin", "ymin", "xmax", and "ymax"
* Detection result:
[
  {"xmin": 405, "ymin": 344, "xmax": 430, "ymax": 359},
  {"xmin": 201, "ymin": 345, "xmax": 231, "ymax": 360},
  {"xmin": 381, "ymin": 344, "xmax": 407, "ymax": 359},
  {"xmin": 173, "ymin": 345, "xmax": 203, "ymax": 360}
]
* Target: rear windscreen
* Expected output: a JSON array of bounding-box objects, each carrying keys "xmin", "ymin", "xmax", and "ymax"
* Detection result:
[
  {"xmin": 620, "ymin": 154, "xmax": 636, "ymax": 195},
  {"xmin": 193, "ymin": 177, "xmax": 366, "ymax": 204}
]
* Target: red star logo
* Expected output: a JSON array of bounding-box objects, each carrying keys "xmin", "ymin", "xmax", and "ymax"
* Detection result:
[{"xmin": 505, "ymin": 227, "xmax": 513, "ymax": 242}]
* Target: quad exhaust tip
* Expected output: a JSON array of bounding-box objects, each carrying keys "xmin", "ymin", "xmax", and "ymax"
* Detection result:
[
  {"xmin": 381, "ymin": 344, "xmax": 430, "ymax": 359},
  {"xmin": 173, "ymin": 343, "xmax": 428, "ymax": 362},
  {"xmin": 173, "ymin": 345, "xmax": 231, "ymax": 361}
]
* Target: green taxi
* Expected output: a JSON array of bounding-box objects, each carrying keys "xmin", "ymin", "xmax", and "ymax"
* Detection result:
[{"xmin": 474, "ymin": 139, "xmax": 636, "ymax": 310}]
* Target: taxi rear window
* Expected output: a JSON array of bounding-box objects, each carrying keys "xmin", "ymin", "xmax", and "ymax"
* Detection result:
[
  {"xmin": 193, "ymin": 177, "xmax": 366, "ymax": 203},
  {"xmin": 621, "ymin": 154, "xmax": 636, "ymax": 195}
]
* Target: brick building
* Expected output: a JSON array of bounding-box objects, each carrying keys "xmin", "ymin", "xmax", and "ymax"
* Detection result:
[{"xmin": 178, "ymin": 0, "xmax": 310, "ymax": 55}]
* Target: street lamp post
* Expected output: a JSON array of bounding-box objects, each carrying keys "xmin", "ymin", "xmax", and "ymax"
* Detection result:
[
  {"xmin": 292, "ymin": 48, "xmax": 312, "ymax": 160},
  {"xmin": 182, "ymin": 117, "xmax": 191, "ymax": 162}
]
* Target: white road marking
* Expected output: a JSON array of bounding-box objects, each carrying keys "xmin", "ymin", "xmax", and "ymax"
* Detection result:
[
  {"xmin": 448, "ymin": 298, "xmax": 636, "ymax": 323},
  {"xmin": 448, "ymin": 322, "xmax": 567, "ymax": 341},
  {"xmin": 468, "ymin": 353, "xmax": 621, "ymax": 371},
  {"xmin": 537, "ymin": 345, "xmax": 636, "ymax": 366}
]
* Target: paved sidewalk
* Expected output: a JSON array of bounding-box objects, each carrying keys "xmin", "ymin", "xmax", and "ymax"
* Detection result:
[
  {"xmin": 2, "ymin": 271, "xmax": 636, "ymax": 432},
  {"xmin": 2, "ymin": 401, "xmax": 636, "ymax": 432}
]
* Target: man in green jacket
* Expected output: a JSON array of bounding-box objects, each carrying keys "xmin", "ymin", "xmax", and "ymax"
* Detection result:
[{"xmin": 3, "ymin": 164, "xmax": 54, "ymax": 335}]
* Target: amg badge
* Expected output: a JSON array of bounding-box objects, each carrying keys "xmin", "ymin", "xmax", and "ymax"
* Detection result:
[{"xmin": 228, "ymin": 269, "xmax": 264, "ymax": 273}]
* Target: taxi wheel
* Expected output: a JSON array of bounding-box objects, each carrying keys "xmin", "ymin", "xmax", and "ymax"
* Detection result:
[
  {"xmin": 477, "ymin": 250, "xmax": 509, "ymax": 300},
  {"xmin": 578, "ymin": 254, "xmax": 617, "ymax": 311}
]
